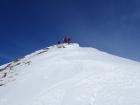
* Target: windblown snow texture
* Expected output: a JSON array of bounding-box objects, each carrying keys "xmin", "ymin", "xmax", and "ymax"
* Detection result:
[{"xmin": 0, "ymin": 43, "xmax": 140, "ymax": 105}]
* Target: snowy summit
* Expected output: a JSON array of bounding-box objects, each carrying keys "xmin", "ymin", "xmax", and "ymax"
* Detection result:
[{"xmin": 0, "ymin": 43, "xmax": 140, "ymax": 105}]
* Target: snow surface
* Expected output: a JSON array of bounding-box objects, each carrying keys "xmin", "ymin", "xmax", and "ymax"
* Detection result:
[{"xmin": 0, "ymin": 43, "xmax": 140, "ymax": 105}]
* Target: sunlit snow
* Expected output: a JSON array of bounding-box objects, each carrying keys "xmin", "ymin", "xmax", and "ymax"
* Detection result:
[{"xmin": 0, "ymin": 43, "xmax": 140, "ymax": 105}]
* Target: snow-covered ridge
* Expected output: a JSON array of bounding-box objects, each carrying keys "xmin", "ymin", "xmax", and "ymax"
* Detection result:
[
  {"xmin": 0, "ymin": 43, "xmax": 140, "ymax": 105},
  {"xmin": 0, "ymin": 43, "xmax": 79, "ymax": 85}
]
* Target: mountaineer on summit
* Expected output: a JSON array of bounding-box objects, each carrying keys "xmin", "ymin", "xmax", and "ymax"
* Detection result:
[
  {"xmin": 68, "ymin": 37, "xmax": 71, "ymax": 44},
  {"xmin": 63, "ymin": 36, "xmax": 71, "ymax": 44},
  {"xmin": 63, "ymin": 36, "xmax": 68, "ymax": 43}
]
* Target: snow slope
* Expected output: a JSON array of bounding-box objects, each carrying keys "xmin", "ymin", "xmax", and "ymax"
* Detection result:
[{"xmin": 0, "ymin": 43, "xmax": 140, "ymax": 105}]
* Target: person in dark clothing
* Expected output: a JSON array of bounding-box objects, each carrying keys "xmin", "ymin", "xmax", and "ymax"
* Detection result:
[
  {"xmin": 58, "ymin": 41, "xmax": 61, "ymax": 44},
  {"xmin": 68, "ymin": 37, "xmax": 71, "ymax": 44},
  {"xmin": 63, "ymin": 36, "xmax": 68, "ymax": 43}
]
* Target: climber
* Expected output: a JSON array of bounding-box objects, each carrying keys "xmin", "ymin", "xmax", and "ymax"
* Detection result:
[
  {"xmin": 63, "ymin": 36, "xmax": 68, "ymax": 43},
  {"xmin": 57, "ymin": 41, "xmax": 61, "ymax": 44},
  {"xmin": 68, "ymin": 37, "xmax": 71, "ymax": 44}
]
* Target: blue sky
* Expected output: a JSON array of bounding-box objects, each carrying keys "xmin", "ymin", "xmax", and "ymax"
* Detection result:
[{"xmin": 0, "ymin": 0, "xmax": 140, "ymax": 65}]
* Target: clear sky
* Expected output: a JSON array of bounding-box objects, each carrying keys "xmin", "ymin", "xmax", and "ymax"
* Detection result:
[{"xmin": 0, "ymin": 0, "xmax": 140, "ymax": 65}]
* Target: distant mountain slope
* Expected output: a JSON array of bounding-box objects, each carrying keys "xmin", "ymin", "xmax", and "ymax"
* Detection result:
[{"xmin": 0, "ymin": 43, "xmax": 140, "ymax": 105}]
